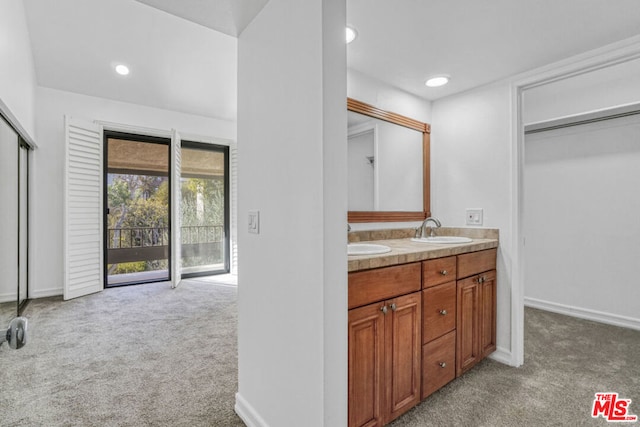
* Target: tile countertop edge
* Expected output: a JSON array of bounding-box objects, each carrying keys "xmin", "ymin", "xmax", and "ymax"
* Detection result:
[{"xmin": 348, "ymin": 238, "xmax": 499, "ymax": 273}]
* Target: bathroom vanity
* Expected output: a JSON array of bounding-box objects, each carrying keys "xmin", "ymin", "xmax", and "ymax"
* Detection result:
[{"xmin": 347, "ymin": 228, "xmax": 498, "ymax": 427}]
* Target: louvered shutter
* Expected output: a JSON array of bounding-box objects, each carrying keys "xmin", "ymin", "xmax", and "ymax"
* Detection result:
[
  {"xmin": 171, "ymin": 129, "xmax": 182, "ymax": 288},
  {"xmin": 63, "ymin": 116, "xmax": 103, "ymax": 300}
]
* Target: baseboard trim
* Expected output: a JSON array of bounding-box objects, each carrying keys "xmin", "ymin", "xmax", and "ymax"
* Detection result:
[
  {"xmin": 0, "ymin": 293, "xmax": 16, "ymax": 303},
  {"xmin": 235, "ymin": 392, "xmax": 270, "ymax": 427},
  {"xmin": 525, "ymin": 297, "xmax": 640, "ymax": 331},
  {"xmin": 31, "ymin": 288, "xmax": 63, "ymax": 300},
  {"xmin": 488, "ymin": 346, "xmax": 514, "ymax": 366}
]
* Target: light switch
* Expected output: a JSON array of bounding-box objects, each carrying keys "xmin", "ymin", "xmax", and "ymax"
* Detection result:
[
  {"xmin": 248, "ymin": 211, "xmax": 260, "ymax": 234},
  {"xmin": 466, "ymin": 208, "xmax": 483, "ymax": 226}
]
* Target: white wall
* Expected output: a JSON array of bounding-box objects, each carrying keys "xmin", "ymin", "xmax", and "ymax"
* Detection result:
[
  {"xmin": 431, "ymin": 81, "xmax": 514, "ymax": 361},
  {"xmin": 524, "ymin": 115, "xmax": 640, "ymax": 328},
  {"xmin": 524, "ymin": 57, "xmax": 640, "ymax": 124},
  {"xmin": 0, "ymin": 0, "xmax": 37, "ymax": 139},
  {"xmin": 31, "ymin": 87, "xmax": 236, "ymax": 298},
  {"xmin": 236, "ymin": 0, "xmax": 347, "ymax": 425},
  {"xmin": 377, "ymin": 120, "xmax": 423, "ymax": 211},
  {"xmin": 348, "ymin": 69, "xmax": 431, "ymax": 121}
]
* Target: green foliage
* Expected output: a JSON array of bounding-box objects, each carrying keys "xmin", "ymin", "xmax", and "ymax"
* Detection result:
[
  {"xmin": 180, "ymin": 177, "xmax": 224, "ymax": 227},
  {"xmin": 107, "ymin": 172, "xmax": 225, "ymax": 274},
  {"xmin": 109, "ymin": 262, "xmax": 146, "ymax": 274}
]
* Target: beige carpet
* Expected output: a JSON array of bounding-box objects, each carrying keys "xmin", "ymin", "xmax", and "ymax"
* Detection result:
[
  {"xmin": 2, "ymin": 279, "xmax": 639, "ymax": 426},
  {"xmin": 390, "ymin": 308, "xmax": 640, "ymax": 427},
  {"xmin": 0, "ymin": 277, "xmax": 244, "ymax": 427}
]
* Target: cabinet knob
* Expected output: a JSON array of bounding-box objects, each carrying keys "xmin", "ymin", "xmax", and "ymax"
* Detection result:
[
  {"xmin": 439, "ymin": 362, "xmax": 446, "ymax": 368},
  {"xmin": 440, "ymin": 270, "xmax": 448, "ymax": 276},
  {"xmin": 390, "ymin": 303, "xmax": 397, "ymax": 312},
  {"xmin": 380, "ymin": 305, "xmax": 387, "ymax": 314},
  {"xmin": 439, "ymin": 309, "xmax": 447, "ymax": 316}
]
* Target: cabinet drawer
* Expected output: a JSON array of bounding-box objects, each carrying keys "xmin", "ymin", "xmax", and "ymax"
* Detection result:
[
  {"xmin": 422, "ymin": 256, "xmax": 456, "ymax": 288},
  {"xmin": 422, "ymin": 282, "xmax": 456, "ymax": 343},
  {"xmin": 457, "ymin": 248, "xmax": 497, "ymax": 279},
  {"xmin": 348, "ymin": 263, "xmax": 422, "ymax": 309},
  {"xmin": 422, "ymin": 330, "xmax": 456, "ymax": 399}
]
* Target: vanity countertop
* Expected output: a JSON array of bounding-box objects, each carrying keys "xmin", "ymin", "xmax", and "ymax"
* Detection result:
[{"xmin": 348, "ymin": 228, "xmax": 498, "ymax": 273}]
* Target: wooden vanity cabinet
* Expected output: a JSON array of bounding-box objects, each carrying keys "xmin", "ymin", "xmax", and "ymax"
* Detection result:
[
  {"xmin": 348, "ymin": 264, "xmax": 422, "ymax": 427},
  {"xmin": 456, "ymin": 249, "xmax": 497, "ymax": 377},
  {"xmin": 348, "ymin": 248, "xmax": 497, "ymax": 426}
]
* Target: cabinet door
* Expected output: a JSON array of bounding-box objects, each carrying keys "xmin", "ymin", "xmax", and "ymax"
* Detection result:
[
  {"xmin": 349, "ymin": 303, "xmax": 385, "ymax": 427},
  {"xmin": 385, "ymin": 292, "xmax": 421, "ymax": 423},
  {"xmin": 479, "ymin": 270, "xmax": 497, "ymax": 358},
  {"xmin": 456, "ymin": 276, "xmax": 479, "ymax": 377}
]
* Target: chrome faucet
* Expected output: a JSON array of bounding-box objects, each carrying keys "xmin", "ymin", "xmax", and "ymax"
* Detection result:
[{"xmin": 418, "ymin": 217, "xmax": 442, "ymax": 238}]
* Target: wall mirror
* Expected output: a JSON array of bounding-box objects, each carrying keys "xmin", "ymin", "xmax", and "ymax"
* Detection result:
[{"xmin": 347, "ymin": 98, "xmax": 430, "ymax": 222}]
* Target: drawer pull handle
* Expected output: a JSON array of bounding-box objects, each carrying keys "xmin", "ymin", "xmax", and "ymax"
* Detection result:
[
  {"xmin": 439, "ymin": 362, "xmax": 446, "ymax": 368},
  {"xmin": 439, "ymin": 309, "xmax": 447, "ymax": 316},
  {"xmin": 440, "ymin": 270, "xmax": 448, "ymax": 276},
  {"xmin": 380, "ymin": 305, "xmax": 388, "ymax": 314},
  {"xmin": 390, "ymin": 303, "xmax": 397, "ymax": 312}
]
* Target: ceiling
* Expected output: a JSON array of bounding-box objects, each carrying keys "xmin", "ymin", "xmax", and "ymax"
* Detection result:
[
  {"xmin": 22, "ymin": 1, "xmax": 640, "ymax": 121},
  {"xmin": 134, "ymin": 0, "xmax": 269, "ymax": 37},
  {"xmin": 347, "ymin": 0, "xmax": 640, "ymax": 101},
  {"xmin": 23, "ymin": 0, "xmax": 240, "ymax": 120}
]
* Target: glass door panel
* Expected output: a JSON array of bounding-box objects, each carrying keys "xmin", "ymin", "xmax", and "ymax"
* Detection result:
[
  {"xmin": 106, "ymin": 136, "xmax": 170, "ymax": 286},
  {"xmin": 18, "ymin": 143, "xmax": 29, "ymax": 309},
  {"xmin": 180, "ymin": 143, "xmax": 229, "ymax": 276},
  {"xmin": 0, "ymin": 117, "xmax": 19, "ymax": 323}
]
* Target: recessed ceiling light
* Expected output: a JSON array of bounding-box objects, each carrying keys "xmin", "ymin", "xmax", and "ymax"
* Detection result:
[
  {"xmin": 115, "ymin": 64, "xmax": 130, "ymax": 76},
  {"xmin": 346, "ymin": 26, "xmax": 358, "ymax": 44},
  {"xmin": 425, "ymin": 75, "xmax": 449, "ymax": 87}
]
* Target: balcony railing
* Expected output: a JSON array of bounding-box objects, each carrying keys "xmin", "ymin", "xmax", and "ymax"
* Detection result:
[{"xmin": 107, "ymin": 225, "xmax": 224, "ymax": 264}]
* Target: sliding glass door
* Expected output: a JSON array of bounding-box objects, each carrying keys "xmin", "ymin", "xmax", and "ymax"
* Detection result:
[
  {"xmin": 180, "ymin": 142, "xmax": 229, "ymax": 277},
  {"xmin": 18, "ymin": 142, "xmax": 29, "ymax": 308},
  {"xmin": 0, "ymin": 116, "xmax": 30, "ymax": 323},
  {"xmin": 105, "ymin": 132, "xmax": 170, "ymax": 286}
]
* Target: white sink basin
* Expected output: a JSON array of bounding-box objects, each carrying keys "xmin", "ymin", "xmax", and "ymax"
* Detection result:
[
  {"xmin": 411, "ymin": 236, "xmax": 473, "ymax": 244},
  {"xmin": 348, "ymin": 243, "xmax": 392, "ymax": 256}
]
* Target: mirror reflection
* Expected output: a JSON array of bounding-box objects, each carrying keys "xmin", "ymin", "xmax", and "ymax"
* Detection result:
[{"xmin": 348, "ymin": 110, "xmax": 424, "ymax": 212}]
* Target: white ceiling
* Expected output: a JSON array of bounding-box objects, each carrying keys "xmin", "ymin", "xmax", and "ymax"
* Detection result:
[
  {"xmin": 23, "ymin": 0, "xmax": 239, "ymax": 120},
  {"xmin": 133, "ymin": 0, "xmax": 269, "ymax": 37},
  {"xmin": 22, "ymin": 0, "xmax": 640, "ymax": 121},
  {"xmin": 347, "ymin": 0, "xmax": 640, "ymax": 101}
]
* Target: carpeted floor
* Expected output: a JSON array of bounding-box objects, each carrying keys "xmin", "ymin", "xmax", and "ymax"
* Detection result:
[
  {"xmin": 0, "ymin": 276, "xmax": 245, "ymax": 427},
  {"xmin": 390, "ymin": 308, "xmax": 640, "ymax": 427},
  {"xmin": 2, "ymin": 279, "xmax": 639, "ymax": 427}
]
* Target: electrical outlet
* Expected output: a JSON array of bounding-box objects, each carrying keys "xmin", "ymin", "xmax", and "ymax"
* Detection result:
[
  {"xmin": 248, "ymin": 211, "xmax": 260, "ymax": 234},
  {"xmin": 466, "ymin": 208, "xmax": 483, "ymax": 226}
]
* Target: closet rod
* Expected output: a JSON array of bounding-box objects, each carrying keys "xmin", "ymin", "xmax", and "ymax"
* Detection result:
[{"xmin": 524, "ymin": 103, "xmax": 640, "ymax": 135}]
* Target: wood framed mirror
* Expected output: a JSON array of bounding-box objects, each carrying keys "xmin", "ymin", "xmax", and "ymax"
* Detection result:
[{"xmin": 347, "ymin": 97, "xmax": 430, "ymax": 222}]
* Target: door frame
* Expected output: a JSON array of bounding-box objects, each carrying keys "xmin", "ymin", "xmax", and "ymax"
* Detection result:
[
  {"xmin": 509, "ymin": 35, "xmax": 640, "ymax": 368},
  {"xmin": 180, "ymin": 140, "xmax": 231, "ymax": 278},
  {"xmin": 103, "ymin": 130, "xmax": 172, "ymax": 287}
]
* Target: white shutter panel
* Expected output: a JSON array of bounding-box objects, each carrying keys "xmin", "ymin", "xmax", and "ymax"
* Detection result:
[
  {"xmin": 171, "ymin": 129, "xmax": 182, "ymax": 288},
  {"xmin": 63, "ymin": 116, "xmax": 103, "ymax": 300},
  {"xmin": 230, "ymin": 143, "xmax": 238, "ymax": 274}
]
